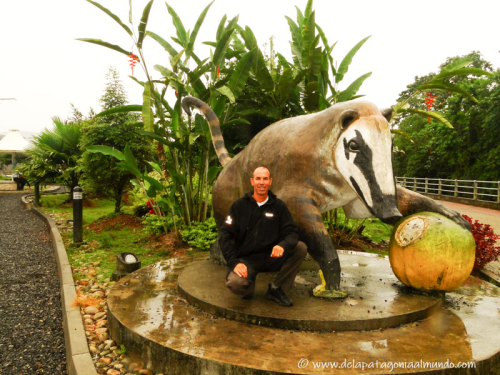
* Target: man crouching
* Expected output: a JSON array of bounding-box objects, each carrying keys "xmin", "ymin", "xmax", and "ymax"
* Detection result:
[{"xmin": 219, "ymin": 166, "xmax": 307, "ymax": 307}]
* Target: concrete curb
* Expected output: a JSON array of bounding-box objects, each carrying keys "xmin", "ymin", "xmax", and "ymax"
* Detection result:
[{"xmin": 21, "ymin": 194, "xmax": 97, "ymax": 375}]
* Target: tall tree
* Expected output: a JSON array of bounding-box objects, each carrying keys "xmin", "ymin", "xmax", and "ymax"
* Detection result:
[{"xmin": 79, "ymin": 68, "xmax": 154, "ymax": 212}]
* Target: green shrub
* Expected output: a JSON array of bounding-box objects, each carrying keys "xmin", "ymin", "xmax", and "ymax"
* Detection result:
[
  {"xmin": 181, "ymin": 218, "xmax": 218, "ymax": 251},
  {"xmin": 142, "ymin": 213, "xmax": 177, "ymax": 235}
]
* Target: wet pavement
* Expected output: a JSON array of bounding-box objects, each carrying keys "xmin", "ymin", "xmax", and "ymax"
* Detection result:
[{"xmin": 107, "ymin": 253, "xmax": 500, "ymax": 374}]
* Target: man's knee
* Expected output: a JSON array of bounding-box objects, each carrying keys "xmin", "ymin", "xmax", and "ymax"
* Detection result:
[
  {"xmin": 294, "ymin": 241, "xmax": 308, "ymax": 258},
  {"xmin": 226, "ymin": 272, "xmax": 252, "ymax": 295}
]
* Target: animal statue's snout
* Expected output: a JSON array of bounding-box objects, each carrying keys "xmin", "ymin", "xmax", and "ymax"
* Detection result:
[{"xmin": 379, "ymin": 209, "xmax": 403, "ymax": 225}]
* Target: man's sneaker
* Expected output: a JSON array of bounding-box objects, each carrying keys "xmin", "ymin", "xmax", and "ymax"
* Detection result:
[{"xmin": 265, "ymin": 284, "xmax": 293, "ymax": 307}]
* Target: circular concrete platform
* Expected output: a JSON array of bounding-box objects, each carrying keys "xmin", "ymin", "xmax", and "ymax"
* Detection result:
[
  {"xmin": 107, "ymin": 252, "xmax": 500, "ymax": 374},
  {"xmin": 177, "ymin": 252, "xmax": 442, "ymax": 331}
]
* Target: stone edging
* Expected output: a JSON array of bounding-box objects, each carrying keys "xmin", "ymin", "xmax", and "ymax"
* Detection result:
[{"xmin": 21, "ymin": 194, "xmax": 97, "ymax": 375}]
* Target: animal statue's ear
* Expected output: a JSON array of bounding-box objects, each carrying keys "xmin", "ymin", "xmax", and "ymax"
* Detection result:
[
  {"xmin": 339, "ymin": 110, "xmax": 359, "ymax": 129},
  {"xmin": 381, "ymin": 108, "xmax": 393, "ymax": 122}
]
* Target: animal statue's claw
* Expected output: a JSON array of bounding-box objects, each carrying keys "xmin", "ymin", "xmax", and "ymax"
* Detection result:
[{"xmin": 313, "ymin": 270, "xmax": 348, "ymax": 299}]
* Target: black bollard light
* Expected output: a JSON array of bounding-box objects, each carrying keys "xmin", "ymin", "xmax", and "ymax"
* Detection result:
[
  {"xmin": 73, "ymin": 186, "xmax": 83, "ymax": 244},
  {"xmin": 34, "ymin": 180, "xmax": 40, "ymax": 206}
]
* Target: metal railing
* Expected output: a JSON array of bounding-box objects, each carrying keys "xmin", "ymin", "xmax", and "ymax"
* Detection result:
[{"xmin": 396, "ymin": 177, "xmax": 500, "ymax": 204}]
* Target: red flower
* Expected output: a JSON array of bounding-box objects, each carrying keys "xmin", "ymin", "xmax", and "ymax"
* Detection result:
[
  {"xmin": 127, "ymin": 54, "xmax": 139, "ymax": 75},
  {"xmin": 149, "ymin": 209, "xmax": 153, "ymax": 214},
  {"xmin": 217, "ymin": 65, "xmax": 220, "ymax": 78},
  {"xmin": 424, "ymin": 92, "xmax": 436, "ymax": 123}
]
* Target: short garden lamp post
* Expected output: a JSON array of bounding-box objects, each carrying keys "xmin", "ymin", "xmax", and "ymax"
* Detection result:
[
  {"xmin": 73, "ymin": 186, "xmax": 83, "ymax": 244},
  {"xmin": 111, "ymin": 253, "xmax": 141, "ymax": 281}
]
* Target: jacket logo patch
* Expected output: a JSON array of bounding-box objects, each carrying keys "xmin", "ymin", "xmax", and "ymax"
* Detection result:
[
  {"xmin": 265, "ymin": 213, "xmax": 274, "ymax": 217},
  {"xmin": 226, "ymin": 216, "xmax": 232, "ymax": 224}
]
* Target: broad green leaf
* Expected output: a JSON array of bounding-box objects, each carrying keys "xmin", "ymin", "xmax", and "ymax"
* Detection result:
[
  {"xmin": 165, "ymin": 2, "xmax": 187, "ymax": 46},
  {"xmin": 143, "ymin": 175, "xmax": 164, "ymax": 191},
  {"xmin": 216, "ymin": 86, "xmax": 235, "ymax": 103},
  {"xmin": 123, "ymin": 145, "xmax": 141, "ymax": 177},
  {"xmin": 441, "ymin": 57, "xmax": 474, "ymax": 72},
  {"xmin": 95, "ymin": 105, "xmax": 142, "ymax": 117},
  {"xmin": 315, "ymin": 24, "xmax": 330, "ymax": 52},
  {"xmin": 154, "ymin": 64, "xmax": 174, "ymax": 78},
  {"xmin": 129, "ymin": 76, "xmax": 145, "ymax": 86},
  {"xmin": 147, "ymin": 161, "xmax": 162, "ymax": 175},
  {"xmin": 336, "ymin": 35, "xmax": 371, "ymax": 83},
  {"xmin": 295, "ymin": 6, "xmax": 304, "ymax": 27},
  {"xmin": 171, "ymin": 97, "xmax": 182, "ymax": 136},
  {"xmin": 241, "ymin": 26, "xmax": 258, "ymax": 50},
  {"xmin": 222, "ymin": 118, "xmax": 251, "ymax": 126},
  {"xmin": 301, "ymin": 11, "xmax": 316, "ymax": 63},
  {"xmin": 216, "ymin": 15, "xmax": 227, "ymax": 41},
  {"xmin": 137, "ymin": 129, "xmax": 169, "ymax": 145},
  {"xmin": 228, "ymin": 49, "xmax": 254, "ymax": 99},
  {"xmin": 172, "ymin": 173, "xmax": 186, "ymax": 185},
  {"xmin": 131, "ymin": 179, "xmax": 140, "ymax": 187},
  {"xmin": 432, "ymin": 67, "xmax": 491, "ymax": 81},
  {"xmin": 77, "ymin": 38, "xmax": 131, "ymax": 57},
  {"xmin": 417, "ymin": 81, "xmax": 479, "ymax": 103},
  {"xmin": 137, "ymin": 0, "xmax": 154, "ymax": 48},
  {"xmin": 87, "ymin": 145, "xmax": 126, "ymax": 161},
  {"xmin": 86, "ymin": 0, "xmax": 132, "ymax": 35},
  {"xmin": 187, "ymin": 1, "xmax": 214, "ymax": 58},
  {"xmin": 337, "ymin": 72, "xmax": 372, "ymax": 102},
  {"xmin": 303, "ymin": 0, "xmax": 313, "ymax": 19},
  {"xmin": 146, "ymin": 184, "xmax": 156, "ymax": 197},
  {"xmin": 203, "ymin": 41, "xmax": 217, "ymax": 48},
  {"xmin": 224, "ymin": 14, "xmax": 239, "ymax": 32},
  {"xmin": 128, "ymin": 0, "xmax": 132, "ymax": 23},
  {"xmin": 142, "ymin": 82, "xmax": 155, "ymax": 132},
  {"xmin": 403, "ymin": 109, "xmax": 454, "ymax": 129},
  {"xmin": 146, "ymin": 31, "xmax": 178, "ymax": 57},
  {"xmin": 213, "ymin": 26, "xmax": 236, "ymax": 68},
  {"xmin": 390, "ymin": 129, "xmax": 414, "ymax": 143},
  {"xmin": 276, "ymin": 53, "xmax": 291, "ymax": 69},
  {"xmin": 207, "ymin": 166, "xmax": 222, "ymax": 184}
]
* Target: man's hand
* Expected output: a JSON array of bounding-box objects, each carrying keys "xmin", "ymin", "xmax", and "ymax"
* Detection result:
[
  {"xmin": 233, "ymin": 263, "xmax": 248, "ymax": 278},
  {"xmin": 271, "ymin": 245, "xmax": 284, "ymax": 258}
]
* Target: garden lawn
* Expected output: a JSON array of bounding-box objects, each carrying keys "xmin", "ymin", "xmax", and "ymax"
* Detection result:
[{"xmin": 38, "ymin": 194, "xmax": 171, "ymax": 280}]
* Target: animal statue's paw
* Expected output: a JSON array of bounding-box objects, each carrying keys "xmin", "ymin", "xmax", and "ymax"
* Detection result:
[
  {"xmin": 312, "ymin": 270, "xmax": 348, "ymax": 299},
  {"xmin": 437, "ymin": 205, "xmax": 472, "ymax": 232}
]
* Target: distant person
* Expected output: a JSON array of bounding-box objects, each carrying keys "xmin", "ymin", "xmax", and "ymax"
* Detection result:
[
  {"xmin": 219, "ymin": 166, "xmax": 307, "ymax": 307},
  {"xmin": 14, "ymin": 173, "xmax": 30, "ymax": 190}
]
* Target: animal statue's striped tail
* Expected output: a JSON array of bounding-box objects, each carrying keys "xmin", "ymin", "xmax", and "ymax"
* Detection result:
[{"xmin": 181, "ymin": 97, "xmax": 232, "ymax": 167}]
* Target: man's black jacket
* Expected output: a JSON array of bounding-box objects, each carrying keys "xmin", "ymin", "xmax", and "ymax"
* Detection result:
[{"xmin": 219, "ymin": 190, "xmax": 299, "ymax": 270}]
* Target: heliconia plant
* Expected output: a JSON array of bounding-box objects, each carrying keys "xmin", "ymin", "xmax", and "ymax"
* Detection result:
[
  {"xmin": 79, "ymin": 0, "xmax": 376, "ymax": 230},
  {"xmin": 390, "ymin": 57, "xmax": 491, "ymax": 128}
]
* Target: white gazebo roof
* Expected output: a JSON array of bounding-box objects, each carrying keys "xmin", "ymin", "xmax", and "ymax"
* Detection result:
[{"xmin": 0, "ymin": 130, "xmax": 30, "ymax": 153}]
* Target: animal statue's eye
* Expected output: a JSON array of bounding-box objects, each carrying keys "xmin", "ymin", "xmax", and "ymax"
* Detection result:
[{"xmin": 348, "ymin": 140, "xmax": 360, "ymax": 152}]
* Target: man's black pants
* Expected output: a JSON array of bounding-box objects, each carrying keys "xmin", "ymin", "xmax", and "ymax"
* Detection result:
[{"xmin": 226, "ymin": 241, "xmax": 307, "ymax": 296}]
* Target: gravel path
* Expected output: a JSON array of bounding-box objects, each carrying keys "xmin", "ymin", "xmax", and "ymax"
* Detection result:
[{"xmin": 0, "ymin": 193, "xmax": 66, "ymax": 374}]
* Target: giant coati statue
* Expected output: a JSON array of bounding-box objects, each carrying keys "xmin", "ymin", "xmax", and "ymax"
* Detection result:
[{"xmin": 182, "ymin": 97, "xmax": 470, "ymax": 294}]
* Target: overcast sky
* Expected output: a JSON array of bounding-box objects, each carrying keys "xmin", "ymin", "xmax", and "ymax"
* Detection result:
[{"xmin": 1, "ymin": 0, "xmax": 499, "ymax": 135}]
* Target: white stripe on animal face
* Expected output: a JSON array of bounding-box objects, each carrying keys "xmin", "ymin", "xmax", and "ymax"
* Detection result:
[{"xmin": 334, "ymin": 121, "xmax": 395, "ymax": 210}]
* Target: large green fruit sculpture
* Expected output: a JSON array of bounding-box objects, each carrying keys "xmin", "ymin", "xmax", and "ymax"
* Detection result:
[{"xmin": 389, "ymin": 212, "xmax": 475, "ymax": 292}]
